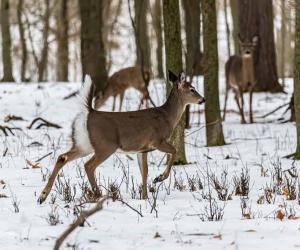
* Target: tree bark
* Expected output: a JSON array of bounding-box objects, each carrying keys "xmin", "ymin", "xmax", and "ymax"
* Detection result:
[
  {"xmin": 38, "ymin": 0, "xmax": 50, "ymax": 82},
  {"xmin": 163, "ymin": 0, "xmax": 187, "ymax": 164},
  {"xmin": 1, "ymin": 0, "xmax": 14, "ymax": 82},
  {"xmin": 134, "ymin": 0, "xmax": 151, "ymax": 70},
  {"xmin": 56, "ymin": 0, "xmax": 69, "ymax": 81},
  {"xmin": 202, "ymin": 0, "xmax": 225, "ymax": 147},
  {"xmin": 294, "ymin": 0, "xmax": 300, "ymax": 159},
  {"xmin": 238, "ymin": 0, "xmax": 283, "ymax": 92},
  {"xmin": 153, "ymin": 0, "xmax": 164, "ymax": 78},
  {"xmin": 79, "ymin": 0, "xmax": 107, "ymax": 92},
  {"xmin": 230, "ymin": 0, "xmax": 239, "ymax": 54},
  {"xmin": 182, "ymin": 0, "xmax": 203, "ymax": 77},
  {"xmin": 17, "ymin": 0, "xmax": 27, "ymax": 82}
]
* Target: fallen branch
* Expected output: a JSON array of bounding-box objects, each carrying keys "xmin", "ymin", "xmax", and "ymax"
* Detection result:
[
  {"xmin": 257, "ymin": 102, "xmax": 289, "ymax": 119},
  {"xmin": 27, "ymin": 117, "xmax": 61, "ymax": 129},
  {"xmin": 4, "ymin": 114, "xmax": 25, "ymax": 123},
  {"xmin": 0, "ymin": 125, "xmax": 22, "ymax": 136},
  {"xmin": 54, "ymin": 196, "xmax": 109, "ymax": 250},
  {"xmin": 63, "ymin": 90, "xmax": 79, "ymax": 100}
]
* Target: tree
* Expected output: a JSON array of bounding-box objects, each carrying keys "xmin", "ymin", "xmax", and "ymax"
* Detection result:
[
  {"xmin": 134, "ymin": 0, "xmax": 151, "ymax": 69},
  {"xmin": 182, "ymin": 0, "xmax": 203, "ymax": 77},
  {"xmin": 152, "ymin": 0, "xmax": 164, "ymax": 78},
  {"xmin": 238, "ymin": 0, "xmax": 283, "ymax": 92},
  {"xmin": 17, "ymin": 0, "xmax": 28, "ymax": 82},
  {"xmin": 38, "ymin": 0, "xmax": 50, "ymax": 82},
  {"xmin": 1, "ymin": 0, "xmax": 14, "ymax": 82},
  {"xmin": 163, "ymin": 0, "xmax": 187, "ymax": 164},
  {"xmin": 202, "ymin": 0, "xmax": 225, "ymax": 147},
  {"xmin": 79, "ymin": 0, "xmax": 107, "ymax": 92},
  {"xmin": 56, "ymin": 0, "xmax": 69, "ymax": 81},
  {"xmin": 293, "ymin": 0, "xmax": 300, "ymax": 159},
  {"xmin": 230, "ymin": 0, "xmax": 239, "ymax": 54}
]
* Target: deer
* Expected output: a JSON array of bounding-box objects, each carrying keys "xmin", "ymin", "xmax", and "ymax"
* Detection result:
[
  {"xmin": 223, "ymin": 34, "xmax": 259, "ymax": 124},
  {"xmin": 37, "ymin": 70, "xmax": 205, "ymax": 204},
  {"xmin": 94, "ymin": 66, "xmax": 153, "ymax": 111}
]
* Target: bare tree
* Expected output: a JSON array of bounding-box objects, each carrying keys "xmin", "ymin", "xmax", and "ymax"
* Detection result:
[
  {"xmin": 163, "ymin": 0, "xmax": 187, "ymax": 164},
  {"xmin": 202, "ymin": 0, "xmax": 225, "ymax": 146},
  {"xmin": 1, "ymin": 0, "xmax": 14, "ymax": 82},
  {"xmin": 56, "ymin": 0, "xmax": 69, "ymax": 81},
  {"xmin": 17, "ymin": 0, "xmax": 28, "ymax": 82},
  {"xmin": 79, "ymin": 0, "xmax": 107, "ymax": 92}
]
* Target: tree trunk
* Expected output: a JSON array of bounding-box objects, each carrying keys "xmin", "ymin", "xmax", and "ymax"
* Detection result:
[
  {"xmin": 134, "ymin": 0, "xmax": 151, "ymax": 70},
  {"xmin": 79, "ymin": 0, "xmax": 107, "ymax": 93},
  {"xmin": 1, "ymin": 0, "xmax": 14, "ymax": 82},
  {"xmin": 163, "ymin": 0, "xmax": 187, "ymax": 164},
  {"xmin": 294, "ymin": 0, "xmax": 300, "ymax": 159},
  {"xmin": 56, "ymin": 0, "xmax": 69, "ymax": 81},
  {"xmin": 224, "ymin": 0, "xmax": 231, "ymax": 57},
  {"xmin": 202, "ymin": 0, "xmax": 225, "ymax": 147},
  {"xmin": 238, "ymin": 0, "xmax": 283, "ymax": 92},
  {"xmin": 182, "ymin": 0, "xmax": 203, "ymax": 77},
  {"xmin": 153, "ymin": 0, "xmax": 164, "ymax": 78},
  {"xmin": 230, "ymin": 0, "xmax": 238, "ymax": 54},
  {"xmin": 17, "ymin": 0, "xmax": 27, "ymax": 82},
  {"xmin": 38, "ymin": 0, "xmax": 50, "ymax": 82}
]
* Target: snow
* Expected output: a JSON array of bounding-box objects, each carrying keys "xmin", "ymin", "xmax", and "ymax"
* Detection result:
[{"xmin": 0, "ymin": 77, "xmax": 299, "ymax": 250}]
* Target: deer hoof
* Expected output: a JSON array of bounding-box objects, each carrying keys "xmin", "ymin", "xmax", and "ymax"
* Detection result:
[
  {"xmin": 37, "ymin": 191, "xmax": 48, "ymax": 204},
  {"xmin": 153, "ymin": 174, "xmax": 165, "ymax": 184}
]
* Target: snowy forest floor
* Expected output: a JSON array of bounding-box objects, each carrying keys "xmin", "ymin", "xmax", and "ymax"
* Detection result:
[{"xmin": 0, "ymin": 77, "xmax": 299, "ymax": 250}]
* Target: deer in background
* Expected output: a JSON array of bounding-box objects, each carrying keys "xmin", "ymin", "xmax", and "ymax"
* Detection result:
[
  {"xmin": 37, "ymin": 71, "xmax": 205, "ymax": 204},
  {"xmin": 223, "ymin": 34, "xmax": 259, "ymax": 124},
  {"xmin": 94, "ymin": 66, "xmax": 153, "ymax": 111}
]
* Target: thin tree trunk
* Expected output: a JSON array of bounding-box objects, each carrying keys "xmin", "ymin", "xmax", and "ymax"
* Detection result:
[
  {"xmin": 134, "ymin": 0, "xmax": 151, "ymax": 69},
  {"xmin": 294, "ymin": 0, "xmax": 300, "ymax": 159},
  {"xmin": 153, "ymin": 0, "xmax": 164, "ymax": 78},
  {"xmin": 38, "ymin": 0, "xmax": 50, "ymax": 82},
  {"xmin": 1, "ymin": 0, "xmax": 14, "ymax": 82},
  {"xmin": 17, "ymin": 0, "xmax": 27, "ymax": 82},
  {"xmin": 163, "ymin": 0, "xmax": 187, "ymax": 164},
  {"xmin": 182, "ymin": 0, "xmax": 202, "ymax": 77},
  {"xmin": 56, "ymin": 0, "xmax": 69, "ymax": 81},
  {"xmin": 79, "ymin": 0, "xmax": 107, "ymax": 92},
  {"xmin": 224, "ymin": 0, "xmax": 231, "ymax": 57},
  {"xmin": 202, "ymin": 0, "xmax": 225, "ymax": 147},
  {"xmin": 238, "ymin": 0, "xmax": 283, "ymax": 92},
  {"xmin": 280, "ymin": 0, "xmax": 285, "ymax": 87},
  {"xmin": 230, "ymin": 0, "xmax": 238, "ymax": 54}
]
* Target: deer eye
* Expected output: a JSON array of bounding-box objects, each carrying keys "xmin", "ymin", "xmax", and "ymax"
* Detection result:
[{"xmin": 190, "ymin": 88, "xmax": 195, "ymax": 93}]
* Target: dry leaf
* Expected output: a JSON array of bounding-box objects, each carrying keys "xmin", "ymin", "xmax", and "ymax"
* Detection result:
[
  {"xmin": 154, "ymin": 232, "xmax": 161, "ymax": 238},
  {"xmin": 276, "ymin": 210, "xmax": 285, "ymax": 220},
  {"xmin": 244, "ymin": 229, "xmax": 257, "ymax": 233},
  {"xmin": 257, "ymin": 195, "xmax": 264, "ymax": 204},
  {"xmin": 212, "ymin": 234, "xmax": 222, "ymax": 240},
  {"xmin": 243, "ymin": 213, "xmax": 252, "ymax": 219},
  {"xmin": 25, "ymin": 159, "xmax": 41, "ymax": 169},
  {"xmin": 0, "ymin": 193, "xmax": 8, "ymax": 198}
]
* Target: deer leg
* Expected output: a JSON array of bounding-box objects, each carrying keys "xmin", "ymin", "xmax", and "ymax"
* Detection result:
[
  {"xmin": 112, "ymin": 96, "xmax": 117, "ymax": 111},
  {"xmin": 223, "ymin": 87, "xmax": 229, "ymax": 121},
  {"xmin": 137, "ymin": 153, "xmax": 148, "ymax": 199},
  {"xmin": 240, "ymin": 92, "xmax": 247, "ymax": 124},
  {"xmin": 84, "ymin": 150, "xmax": 113, "ymax": 199},
  {"xmin": 234, "ymin": 93, "xmax": 246, "ymax": 124},
  {"xmin": 153, "ymin": 141, "xmax": 176, "ymax": 183},
  {"xmin": 249, "ymin": 87, "xmax": 254, "ymax": 123},
  {"xmin": 38, "ymin": 147, "xmax": 84, "ymax": 204},
  {"xmin": 119, "ymin": 92, "xmax": 124, "ymax": 112}
]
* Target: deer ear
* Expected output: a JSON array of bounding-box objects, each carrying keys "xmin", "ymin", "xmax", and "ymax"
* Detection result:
[
  {"xmin": 168, "ymin": 70, "xmax": 178, "ymax": 83},
  {"xmin": 178, "ymin": 72, "xmax": 186, "ymax": 88},
  {"xmin": 252, "ymin": 35, "xmax": 259, "ymax": 44}
]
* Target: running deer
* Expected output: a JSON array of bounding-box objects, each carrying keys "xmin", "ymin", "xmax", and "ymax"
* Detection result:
[
  {"xmin": 223, "ymin": 34, "xmax": 259, "ymax": 123},
  {"xmin": 38, "ymin": 71, "xmax": 205, "ymax": 203},
  {"xmin": 94, "ymin": 66, "xmax": 152, "ymax": 111}
]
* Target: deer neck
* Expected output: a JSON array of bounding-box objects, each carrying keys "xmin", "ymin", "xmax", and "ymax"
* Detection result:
[{"xmin": 162, "ymin": 88, "xmax": 186, "ymax": 130}]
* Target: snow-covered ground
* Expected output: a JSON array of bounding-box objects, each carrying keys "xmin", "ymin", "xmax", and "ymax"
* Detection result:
[{"xmin": 0, "ymin": 78, "xmax": 299, "ymax": 250}]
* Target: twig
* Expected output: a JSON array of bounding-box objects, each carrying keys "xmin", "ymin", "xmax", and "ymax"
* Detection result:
[
  {"xmin": 0, "ymin": 126, "xmax": 22, "ymax": 136},
  {"xmin": 36, "ymin": 152, "xmax": 52, "ymax": 162},
  {"xmin": 118, "ymin": 199, "xmax": 143, "ymax": 217},
  {"xmin": 257, "ymin": 102, "xmax": 289, "ymax": 118},
  {"xmin": 63, "ymin": 91, "xmax": 79, "ymax": 100},
  {"xmin": 28, "ymin": 117, "xmax": 62, "ymax": 129}
]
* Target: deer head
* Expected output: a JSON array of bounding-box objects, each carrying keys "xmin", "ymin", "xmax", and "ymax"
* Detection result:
[
  {"xmin": 238, "ymin": 34, "xmax": 259, "ymax": 59},
  {"xmin": 168, "ymin": 70, "xmax": 205, "ymax": 105}
]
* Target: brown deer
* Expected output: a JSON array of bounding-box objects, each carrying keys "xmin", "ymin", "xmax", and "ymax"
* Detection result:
[
  {"xmin": 38, "ymin": 70, "xmax": 205, "ymax": 204},
  {"xmin": 94, "ymin": 66, "xmax": 152, "ymax": 111},
  {"xmin": 223, "ymin": 34, "xmax": 259, "ymax": 124}
]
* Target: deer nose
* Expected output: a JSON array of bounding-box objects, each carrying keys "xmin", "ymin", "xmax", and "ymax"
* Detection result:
[
  {"xmin": 199, "ymin": 98, "xmax": 205, "ymax": 104},
  {"xmin": 245, "ymin": 51, "xmax": 251, "ymax": 54}
]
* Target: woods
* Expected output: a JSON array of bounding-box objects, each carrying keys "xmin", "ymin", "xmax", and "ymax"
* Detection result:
[{"xmin": 1, "ymin": 1, "xmax": 300, "ymax": 249}]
